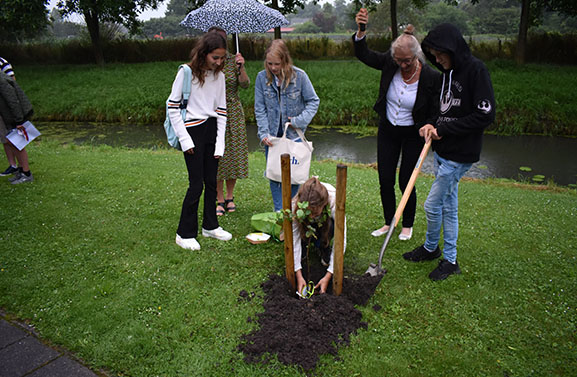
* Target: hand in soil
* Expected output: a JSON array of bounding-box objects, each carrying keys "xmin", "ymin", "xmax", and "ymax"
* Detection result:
[{"xmin": 315, "ymin": 272, "xmax": 332, "ymax": 293}]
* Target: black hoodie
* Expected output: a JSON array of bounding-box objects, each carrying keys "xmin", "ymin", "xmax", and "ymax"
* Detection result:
[{"xmin": 422, "ymin": 23, "xmax": 495, "ymax": 163}]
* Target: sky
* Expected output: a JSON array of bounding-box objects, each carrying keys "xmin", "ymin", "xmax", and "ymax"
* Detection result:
[
  {"xmin": 48, "ymin": 0, "xmax": 168, "ymax": 22},
  {"xmin": 48, "ymin": 0, "xmax": 332, "ymax": 23}
]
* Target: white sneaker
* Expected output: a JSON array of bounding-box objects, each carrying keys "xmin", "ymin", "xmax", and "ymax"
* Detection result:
[
  {"xmin": 202, "ymin": 226, "xmax": 232, "ymax": 241},
  {"xmin": 175, "ymin": 234, "xmax": 200, "ymax": 250},
  {"xmin": 398, "ymin": 228, "xmax": 413, "ymax": 241},
  {"xmin": 371, "ymin": 226, "xmax": 390, "ymax": 237}
]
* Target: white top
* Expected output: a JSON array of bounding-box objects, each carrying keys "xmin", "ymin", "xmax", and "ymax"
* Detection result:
[
  {"xmin": 167, "ymin": 68, "xmax": 227, "ymax": 154},
  {"xmin": 385, "ymin": 70, "xmax": 418, "ymax": 126},
  {"xmin": 292, "ymin": 182, "xmax": 347, "ymax": 274}
]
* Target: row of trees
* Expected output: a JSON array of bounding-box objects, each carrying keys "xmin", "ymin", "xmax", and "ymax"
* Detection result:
[{"xmin": 1, "ymin": 0, "xmax": 576, "ymax": 65}]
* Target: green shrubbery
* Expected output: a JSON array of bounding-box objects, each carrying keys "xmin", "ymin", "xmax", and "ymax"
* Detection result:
[{"xmin": 2, "ymin": 32, "xmax": 577, "ymax": 65}]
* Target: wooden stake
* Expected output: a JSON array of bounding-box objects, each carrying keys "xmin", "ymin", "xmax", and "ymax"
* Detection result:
[
  {"xmin": 333, "ymin": 164, "xmax": 347, "ymax": 296},
  {"xmin": 281, "ymin": 153, "xmax": 296, "ymax": 290}
]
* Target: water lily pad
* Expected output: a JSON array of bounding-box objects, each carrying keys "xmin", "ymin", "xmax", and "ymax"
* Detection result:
[
  {"xmin": 519, "ymin": 166, "xmax": 532, "ymax": 172},
  {"xmin": 532, "ymin": 174, "xmax": 545, "ymax": 182}
]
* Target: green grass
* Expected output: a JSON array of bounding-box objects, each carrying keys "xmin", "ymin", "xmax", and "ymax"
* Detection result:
[
  {"xmin": 1, "ymin": 140, "xmax": 576, "ymax": 376},
  {"xmin": 15, "ymin": 60, "xmax": 577, "ymax": 136}
]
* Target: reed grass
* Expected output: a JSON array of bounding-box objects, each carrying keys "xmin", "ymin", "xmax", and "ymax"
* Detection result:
[{"xmin": 15, "ymin": 60, "xmax": 577, "ymax": 136}]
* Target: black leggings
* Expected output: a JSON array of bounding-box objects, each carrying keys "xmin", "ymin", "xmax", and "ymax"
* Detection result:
[
  {"xmin": 377, "ymin": 119, "xmax": 424, "ymax": 228},
  {"xmin": 177, "ymin": 118, "xmax": 220, "ymax": 238}
]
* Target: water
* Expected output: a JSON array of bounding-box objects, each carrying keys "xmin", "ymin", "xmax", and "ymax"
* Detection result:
[{"xmin": 35, "ymin": 122, "xmax": 577, "ymax": 186}]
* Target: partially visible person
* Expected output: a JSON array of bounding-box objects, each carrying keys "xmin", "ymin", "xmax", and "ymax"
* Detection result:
[
  {"xmin": 0, "ymin": 57, "xmax": 21, "ymax": 178},
  {"xmin": 168, "ymin": 32, "xmax": 232, "ymax": 251},
  {"xmin": 0, "ymin": 70, "xmax": 34, "ymax": 184},
  {"xmin": 353, "ymin": 9, "xmax": 440, "ymax": 241},
  {"xmin": 0, "ymin": 57, "xmax": 14, "ymax": 77},
  {"xmin": 403, "ymin": 23, "xmax": 495, "ymax": 280},
  {"xmin": 254, "ymin": 39, "xmax": 319, "ymax": 212},
  {"xmin": 291, "ymin": 177, "xmax": 346, "ymax": 294},
  {"xmin": 208, "ymin": 27, "xmax": 250, "ymax": 216}
]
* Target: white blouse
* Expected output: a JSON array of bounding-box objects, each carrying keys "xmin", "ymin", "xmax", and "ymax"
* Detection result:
[{"xmin": 385, "ymin": 70, "xmax": 418, "ymax": 126}]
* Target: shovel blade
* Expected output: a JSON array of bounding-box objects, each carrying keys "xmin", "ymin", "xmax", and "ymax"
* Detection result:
[{"xmin": 365, "ymin": 263, "xmax": 387, "ymax": 277}]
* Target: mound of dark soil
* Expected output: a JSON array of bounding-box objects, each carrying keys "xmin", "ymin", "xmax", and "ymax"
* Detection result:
[{"xmin": 237, "ymin": 265, "xmax": 383, "ymax": 371}]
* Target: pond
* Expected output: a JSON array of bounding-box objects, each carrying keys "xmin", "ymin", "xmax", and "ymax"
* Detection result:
[{"xmin": 35, "ymin": 122, "xmax": 577, "ymax": 187}]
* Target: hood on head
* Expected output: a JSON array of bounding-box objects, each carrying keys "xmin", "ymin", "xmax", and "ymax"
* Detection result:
[{"xmin": 421, "ymin": 23, "xmax": 471, "ymax": 72}]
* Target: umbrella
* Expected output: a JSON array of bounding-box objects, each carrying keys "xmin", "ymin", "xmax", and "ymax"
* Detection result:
[{"xmin": 180, "ymin": 0, "xmax": 289, "ymax": 52}]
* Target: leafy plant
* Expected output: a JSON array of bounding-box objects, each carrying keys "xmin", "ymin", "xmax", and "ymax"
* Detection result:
[{"xmin": 283, "ymin": 200, "xmax": 330, "ymax": 298}]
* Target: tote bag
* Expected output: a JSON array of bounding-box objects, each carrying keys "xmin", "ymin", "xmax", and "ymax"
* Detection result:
[{"xmin": 265, "ymin": 123, "xmax": 313, "ymax": 185}]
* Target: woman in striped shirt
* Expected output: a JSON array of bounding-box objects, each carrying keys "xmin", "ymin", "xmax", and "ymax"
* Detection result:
[{"xmin": 167, "ymin": 32, "xmax": 232, "ymax": 251}]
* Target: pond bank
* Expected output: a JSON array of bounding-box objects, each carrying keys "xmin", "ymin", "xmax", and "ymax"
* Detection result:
[{"xmin": 35, "ymin": 122, "xmax": 577, "ymax": 187}]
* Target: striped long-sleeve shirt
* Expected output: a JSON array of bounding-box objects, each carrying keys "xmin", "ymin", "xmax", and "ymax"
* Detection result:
[
  {"xmin": 0, "ymin": 58, "xmax": 15, "ymax": 78},
  {"xmin": 167, "ymin": 67, "xmax": 227, "ymax": 154}
]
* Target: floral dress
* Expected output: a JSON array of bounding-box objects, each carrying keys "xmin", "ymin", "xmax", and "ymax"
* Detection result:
[{"xmin": 216, "ymin": 52, "xmax": 249, "ymax": 181}]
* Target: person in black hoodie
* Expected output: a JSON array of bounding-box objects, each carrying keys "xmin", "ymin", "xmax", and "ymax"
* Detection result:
[{"xmin": 402, "ymin": 23, "xmax": 495, "ymax": 280}]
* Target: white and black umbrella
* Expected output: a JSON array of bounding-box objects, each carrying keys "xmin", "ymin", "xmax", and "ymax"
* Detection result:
[{"xmin": 180, "ymin": 0, "xmax": 289, "ymax": 52}]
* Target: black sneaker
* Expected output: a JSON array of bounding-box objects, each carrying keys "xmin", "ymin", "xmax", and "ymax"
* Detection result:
[
  {"xmin": 0, "ymin": 165, "xmax": 18, "ymax": 176},
  {"xmin": 429, "ymin": 259, "xmax": 461, "ymax": 281},
  {"xmin": 403, "ymin": 244, "xmax": 441, "ymax": 262}
]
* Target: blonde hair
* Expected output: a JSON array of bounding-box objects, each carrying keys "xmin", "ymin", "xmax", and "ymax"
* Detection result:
[
  {"xmin": 264, "ymin": 39, "xmax": 295, "ymax": 88},
  {"xmin": 390, "ymin": 25, "xmax": 426, "ymax": 63},
  {"xmin": 294, "ymin": 177, "xmax": 331, "ymax": 248}
]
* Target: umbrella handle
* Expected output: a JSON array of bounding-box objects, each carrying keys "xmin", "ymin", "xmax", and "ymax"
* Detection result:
[{"xmin": 235, "ymin": 34, "xmax": 239, "ymax": 54}]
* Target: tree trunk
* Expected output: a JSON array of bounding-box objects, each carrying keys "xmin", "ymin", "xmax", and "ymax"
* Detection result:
[
  {"xmin": 390, "ymin": 0, "xmax": 398, "ymax": 40},
  {"xmin": 272, "ymin": 0, "xmax": 282, "ymax": 39},
  {"xmin": 516, "ymin": 0, "xmax": 530, "ymax": 64},
  {"xmin": 84, "ymin": 10, "xmax": 104, "ymax": 66}
]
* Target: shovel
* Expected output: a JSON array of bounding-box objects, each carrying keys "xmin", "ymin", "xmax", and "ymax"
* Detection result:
[{"xmin": 366, "ymin": 138, "xmax": 432, "ymax": 276}]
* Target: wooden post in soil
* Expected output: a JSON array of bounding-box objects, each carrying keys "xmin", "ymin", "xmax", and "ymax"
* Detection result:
[
  {"xmin": 333, "ymin": 164, "xmax": 347, "ymax": 296},
  {"xmin": 281, "ymin": 153, "xmax": 296, "ymax": 291}
]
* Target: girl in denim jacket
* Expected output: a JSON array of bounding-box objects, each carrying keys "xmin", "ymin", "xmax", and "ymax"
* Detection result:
[{"xmin": 254, "ymin": 39, "xmax": 320, "ymax": 211}]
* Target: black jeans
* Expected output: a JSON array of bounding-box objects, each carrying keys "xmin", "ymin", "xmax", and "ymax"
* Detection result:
[
  {"xmin": 377, "ymin": 119, "xmax": 424, "ymax": 228},
  {"xmin": 177, "ymin": 118, "xmax": 219, "ymax": 238}
]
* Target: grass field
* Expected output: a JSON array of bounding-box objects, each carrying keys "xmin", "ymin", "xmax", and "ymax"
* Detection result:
[
  {"xmin": 15, "ymin": 59, "xmax": 577, "ymax": 136},
  {"xmin": 1, "ymin": 140, "xmax": 576, "ymax": 376}
]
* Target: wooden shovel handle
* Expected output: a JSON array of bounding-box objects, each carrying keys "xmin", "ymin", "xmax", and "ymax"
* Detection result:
[{"xmin": 392, "ymin": 139, "xmax": 432, "ymax": 227}]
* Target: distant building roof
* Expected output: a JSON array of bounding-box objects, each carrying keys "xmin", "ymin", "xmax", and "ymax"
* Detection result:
[{"xmin": 267, "ymin": 27, "xmax": 294, "ymax": 33}]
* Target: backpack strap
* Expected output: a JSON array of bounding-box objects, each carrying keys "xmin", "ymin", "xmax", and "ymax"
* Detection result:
[{"xmin": 179, "ymin": 64, "xmax": 192, "ymax": 120}]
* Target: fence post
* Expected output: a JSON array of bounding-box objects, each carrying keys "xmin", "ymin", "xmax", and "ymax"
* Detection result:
[
  {"xmin": 281, "ymin": 153, "xmax": 296, "ymax": 291},
  {"xmin": 333, "ymin": 164, "xmax": 347, "ymax": 296}
]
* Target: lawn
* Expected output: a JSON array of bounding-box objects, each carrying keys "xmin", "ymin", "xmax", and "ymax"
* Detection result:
[{"xmin": 0, "ymin": 140, "xmax": 576, "ymax": 376}]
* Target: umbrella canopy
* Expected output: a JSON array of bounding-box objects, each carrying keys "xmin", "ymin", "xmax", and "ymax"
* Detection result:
[{"xmin": 181, "ymin": 0, "xmax": 289, "ymax": 51}]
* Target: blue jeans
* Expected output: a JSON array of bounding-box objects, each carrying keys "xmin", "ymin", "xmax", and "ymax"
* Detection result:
[
  {"xmin": 424, "ymin": 153, "xmax": 472, "ymax": 263},
  {"xmin": 265, "ymin": 146, "xmax": 299, "ymax": 211}
]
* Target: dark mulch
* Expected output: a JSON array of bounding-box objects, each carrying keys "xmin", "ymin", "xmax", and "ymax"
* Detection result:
[{"xmin": 237, "ymin": 263, "xmax": 384, "ymax": 371}]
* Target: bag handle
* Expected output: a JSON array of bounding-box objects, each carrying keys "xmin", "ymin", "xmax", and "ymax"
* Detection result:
[
  {"xmin": 179, "ymin": 64, "xmax": 192, "ymax": 120},
  {"xmin": 282, "ymin": 122, "xmax": 313, "ymax": 152}
]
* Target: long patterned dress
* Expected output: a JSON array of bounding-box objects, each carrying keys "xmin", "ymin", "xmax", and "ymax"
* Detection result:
[{"xmin": 216, "ymin": 52, "xmax": 249, "ymax": 181}]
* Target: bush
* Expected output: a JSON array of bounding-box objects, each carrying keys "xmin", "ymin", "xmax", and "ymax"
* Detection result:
[{"xmin": 1, "ymin": 32, "xmax": 576, "ymax": 65}]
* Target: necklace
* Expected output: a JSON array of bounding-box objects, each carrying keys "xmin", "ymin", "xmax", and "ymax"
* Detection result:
[{"xmin": 402, "ymin": 60, "xmax": 420, "ymax": 83}]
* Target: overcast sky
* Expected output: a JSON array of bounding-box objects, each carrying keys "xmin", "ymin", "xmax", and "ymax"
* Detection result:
[
  {"xmin": 48, "ymin": 0, "xmax": 168, "ymax": 22},
  {"xmin": 48, "ymin": 0, "xmax": 332, "ymax": 23}
]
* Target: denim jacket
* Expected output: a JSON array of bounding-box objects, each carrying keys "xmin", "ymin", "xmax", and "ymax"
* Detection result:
[{"xmin": 254, "ymin": 67, "xmax": 319, "ymax": 141}]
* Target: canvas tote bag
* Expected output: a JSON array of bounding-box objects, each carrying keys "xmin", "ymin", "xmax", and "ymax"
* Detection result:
[{"xmin": 265, "ymin": 123, "xmax": 313, "ymax": 185}]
